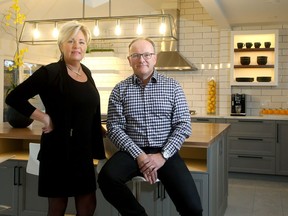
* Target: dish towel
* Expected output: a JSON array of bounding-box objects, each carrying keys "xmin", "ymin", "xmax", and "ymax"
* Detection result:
[{"xmin": 26, "ymin": 143, "xmax": 40, "ymax": 176}]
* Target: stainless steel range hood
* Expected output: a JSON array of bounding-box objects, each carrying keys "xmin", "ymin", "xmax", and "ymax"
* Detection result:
[
  {"xmin": 155, "ymin": 50, "xmax": 197, "ymax": 71},
  {"xmin": 154, "ymin": 10, "xmax": 198, "ymax": 71}
]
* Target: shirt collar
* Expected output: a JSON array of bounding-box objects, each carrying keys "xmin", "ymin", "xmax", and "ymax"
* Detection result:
[{"xmin": 132, "ymin": 70, "xmax": 158, "ymax": 85}]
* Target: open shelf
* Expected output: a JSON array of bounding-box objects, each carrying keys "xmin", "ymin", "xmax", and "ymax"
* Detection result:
[
  {"xmin": 234, "ymin": 65, "xmax": 274, "ymax": 68},
  {"xmin": 234, "ymin": 48, "xmax": 274, "ymax": 52},
  {"xmin": 231, "ymin": 30, "xmax": 278, "ymax": 86}
]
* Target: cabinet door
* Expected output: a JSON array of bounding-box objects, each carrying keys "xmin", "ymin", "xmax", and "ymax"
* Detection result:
[
  {"xmin": 17, "ymin": 161, "xmax": 48, "ymax": 216},
  {"xmin": 191, "ymin": 173, "xmax": 208, "ymax": 216},
  {"xmin": 276, "ymin": 121, "xmax": 288, "ymax": 175},
  {"xmin": 0, "ymin": 161, "xmax": 18, "ymax": 216}
]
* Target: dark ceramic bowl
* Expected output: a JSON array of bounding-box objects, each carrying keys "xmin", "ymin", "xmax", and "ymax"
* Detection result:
[
  {"xmin": 236, "ymin": 77, "xmax": 254, "ymax": 82},
  {"xmin": 240, "ymin": 56, "xmax": 250, "ymax": 65},
  {"xmin": 257, "ymin": 56, "xmax": 268, "ymax": 65},
  {"xmin": 257, "ymin": 76, "xmax": 271, "ymax": 82}
]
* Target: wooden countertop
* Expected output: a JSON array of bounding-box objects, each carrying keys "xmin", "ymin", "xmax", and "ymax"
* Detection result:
[
  {"xmin": 0, "ymin": 122, "xmax": 230, "ymax": 145},
  {"xmin": 0, "ymin": 122, "xmax": 42, "ymax": 140},
  {"xmin": 0, "ymin": 122, "xmax": 230, "ymax": 172},
  {"xmin": 184, "ymin": 123, "xmax": 230, "ymax": 148}
]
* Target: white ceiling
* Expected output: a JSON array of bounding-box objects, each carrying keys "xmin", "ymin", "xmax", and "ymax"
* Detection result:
[{"xmin": 199, "ymin": 0, "xmax": 288, "ymax": 28}]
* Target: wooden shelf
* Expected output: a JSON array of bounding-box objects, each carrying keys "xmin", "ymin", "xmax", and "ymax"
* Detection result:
[
  {"xmin": 234, "ymin": 48, "xmax": 274, "ymax": 52},
  {"xmin": 234, "ymin": 65, "xmax": 274, "ymax": 68}
]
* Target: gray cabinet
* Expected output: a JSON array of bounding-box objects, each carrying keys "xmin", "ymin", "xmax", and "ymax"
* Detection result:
[
  {"xmin": 130, "ymin": 172, "xmax": 209, "ymax": 216},
  {"xmin": 0, "ymin": 160, "xmax": 48, "ymax": 216},
  {"xmin": 0, "ymin": 160, "xmax": 117, "ymax": 216},
  {"xmin": 276, "ymin": 121, "xmax": 288, "ymax": 175},
  {"xmin": 227, "ymin": 119, "xmax": 276, "ymax": 174}
]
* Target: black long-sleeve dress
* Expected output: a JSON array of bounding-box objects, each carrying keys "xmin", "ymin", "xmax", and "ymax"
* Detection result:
[{"xmin": 5, "ymin": 60, "xmax": 106, "ymax": 197}]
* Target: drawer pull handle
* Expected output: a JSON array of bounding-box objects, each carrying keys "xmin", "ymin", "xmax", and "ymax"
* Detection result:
[
  {"xmin": 196, "ymin": 119, "xmax": 209, "ymax": 122},
  {"xmin": 238, "ymin": 155, "xmax": 263, "ymax": 159},
  {"xmin": 238, "ymin": 120, "xmax": 264, "ymax": 123},
  {"xmin": 238, "ymin": 138, "xmax": 263, "ymax": 141}
]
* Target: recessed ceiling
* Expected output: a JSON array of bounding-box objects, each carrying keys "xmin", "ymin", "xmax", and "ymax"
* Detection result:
[{"xmin": 199, "ymin": 0, "xmax": 288, "ymax": 28}]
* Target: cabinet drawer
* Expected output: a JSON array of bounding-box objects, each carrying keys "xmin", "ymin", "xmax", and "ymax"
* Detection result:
[
  {"xmin": 191, "ymin": 118, "xmax": 216, "ymax": 123},
  {"xmin": 228, "ymin": 155, "xmax": 275, "ymax": 174},
  {"xmin": 227, "ymin": 119, "xmax": 275, "ymax": 138},
  {"xmin": 228, "ymin": 137, "xmax": 275, "ymax": 156}
]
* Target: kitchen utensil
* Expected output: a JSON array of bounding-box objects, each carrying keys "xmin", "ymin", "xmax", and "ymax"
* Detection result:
[{"xmin": 240, "ymin": 56, "xmax": 250, "ymax": 65}]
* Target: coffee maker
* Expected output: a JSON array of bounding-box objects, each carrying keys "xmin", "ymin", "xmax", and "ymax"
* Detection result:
[{"xmin": 231, "ymin": 94, "xmax": 246, "ymax": 116}]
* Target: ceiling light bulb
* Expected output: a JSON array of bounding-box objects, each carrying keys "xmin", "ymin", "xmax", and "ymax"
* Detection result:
[
  {"xmin": 93, "ymin": 20, "xmax": 100, "ymax": 37},
  {"xmin": 33, "ymin": 23, "xmax": 40, "ymax": 39},
  {"xmin": 136, "ymin": 18, "xmax": 143, "ymax": 35},
  {"xmin": 52, "ymin": 23, "xmax": 59, "ymax": 38},
  {"xmin": 115, "ymin": 19, "xmax": 121, "ymax": 36},
  {"xmin": 159, "ymin": 17, "xmax": 166, "ymax": 35}
]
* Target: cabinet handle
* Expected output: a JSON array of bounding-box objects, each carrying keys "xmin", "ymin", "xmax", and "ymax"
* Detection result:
[
  {"xmin": 276, "ymin": 124, "xmax": 279, "ymax": 143},
  {"xmin": 238, "ymin": 155, "xmax": 263, "ymax": 159},
  {"xmin": 238, "ymin": 120, "xmax": 263, "ymax": 123},
  {"xmin": 157, "ymin": 182, "xmax": 160, "ymax": 199},
  {"xmin": 14, "ymin": 166, "xmax": 18, "ymax": 185},
  {"xmin": 195, "ymin": 119, "xmax": 209, "ymax": 122},
  {"xmin": 238, "ymin": 138, "xmax": 263, "ymax": 141},
  {"xmin": 162, "ymin": 186, "xmax": 166, "ymax": 199},
  {"xmin": 18, "ymin": 166, "xmax": 22, "ymax": 186}
]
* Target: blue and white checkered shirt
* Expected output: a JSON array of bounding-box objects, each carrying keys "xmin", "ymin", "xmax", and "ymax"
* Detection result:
[{"xmin": 106, "ymin": 71, "xmax": 192, "ymax": 159}]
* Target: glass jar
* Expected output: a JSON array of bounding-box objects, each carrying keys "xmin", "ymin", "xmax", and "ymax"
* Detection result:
[{"xmin": 207, "ymin": 77, "xmax": 216, "ymax": 114}]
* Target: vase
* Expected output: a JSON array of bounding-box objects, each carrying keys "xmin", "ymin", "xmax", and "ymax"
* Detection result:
[{"xmin": 7, "ymin": 106, "xmax": 34, "ymax": 128}]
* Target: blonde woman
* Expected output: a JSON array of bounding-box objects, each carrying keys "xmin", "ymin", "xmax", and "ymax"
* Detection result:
[{"xmin": 6, "ymin": 21, "xmax": 105, "ymax": 216}]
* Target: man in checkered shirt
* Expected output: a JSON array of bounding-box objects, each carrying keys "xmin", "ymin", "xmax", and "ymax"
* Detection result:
[{"xmin": 98, "ymin": 38, "xmax": 203, "ymax": 216}]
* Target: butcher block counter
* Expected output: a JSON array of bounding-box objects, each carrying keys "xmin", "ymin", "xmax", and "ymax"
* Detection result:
[{"xmin": 0, "ymin": 122, "xmax": 230, "ymax": 216}]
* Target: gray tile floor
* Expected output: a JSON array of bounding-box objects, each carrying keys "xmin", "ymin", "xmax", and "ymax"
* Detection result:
[{"xmin": 224, "ymin": 173, "xmax": 288, "ymax": 216}]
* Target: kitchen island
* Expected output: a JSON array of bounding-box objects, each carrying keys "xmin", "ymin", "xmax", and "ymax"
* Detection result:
[{"xmin": 0, "ymin": 122, "xmax": 230, "ymax": 216}]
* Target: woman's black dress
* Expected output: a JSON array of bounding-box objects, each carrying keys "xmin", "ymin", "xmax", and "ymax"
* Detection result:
[{"xmin": 38, "ymin": 75, "xmax": 99, "ymax": 197}]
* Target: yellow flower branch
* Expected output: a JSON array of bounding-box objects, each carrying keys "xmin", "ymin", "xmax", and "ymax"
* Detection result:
[{"xmin": 1, "ymin": 0, "xmax": 27, "ymax": 71}]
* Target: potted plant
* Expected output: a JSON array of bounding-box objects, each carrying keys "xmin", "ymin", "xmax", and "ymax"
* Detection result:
[{"xmin": 2, "ymin": 0, "xmax": 33, "ymax": 127}]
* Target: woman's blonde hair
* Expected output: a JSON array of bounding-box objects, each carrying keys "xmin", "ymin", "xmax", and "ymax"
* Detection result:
[{"xmin": 57, "ymin": 20, "xmax": 91, "ymax": 59}]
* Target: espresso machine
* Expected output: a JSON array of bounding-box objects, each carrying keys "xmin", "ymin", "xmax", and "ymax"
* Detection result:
[{"xmin": 231, "ymin": 93, "xmax": 246, "ymax": 116}]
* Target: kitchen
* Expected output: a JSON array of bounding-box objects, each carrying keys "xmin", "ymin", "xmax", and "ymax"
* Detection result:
[{"xmin": 0, "ymin": 0, "xmax": 288, "ymax": 216}]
